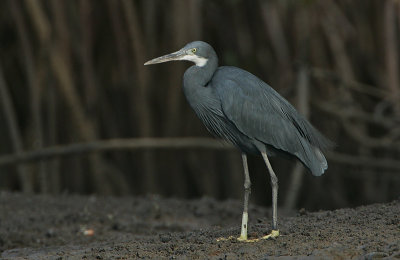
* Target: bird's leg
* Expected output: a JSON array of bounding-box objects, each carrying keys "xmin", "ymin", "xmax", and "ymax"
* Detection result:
[
  {"xmin": 238, "ymin": 153, "xmax": 251, "ymax": 241},
  {"xmin": 217, "ymin": 152, "xmax": 278, "ymax": 243},
  {"xmin": 261, "ymin": 152, "xmax": 280, "ymax": 239}
]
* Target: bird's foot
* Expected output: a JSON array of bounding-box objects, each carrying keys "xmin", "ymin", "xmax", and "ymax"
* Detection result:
[
  {"xmin": 243, "ymin": 229, "xmax": 280, "ymax": 242},
  {"xmin": 216, "ymin": 235, "xmax": 255, "ymax": 242},
  {"xmin": 216, "ymin": 235, "xmax": 236, "ymax": 242},
  {"xmin": 260, "ymin": 229, "xmax": 279, "ymax": 240},
  {"xmin": 237, "ymin": 234, "xmax": 248, "ymax": 242},
  {"xmin": 216, "ymin": 230, "xmax": 279, "ymax": 243}
]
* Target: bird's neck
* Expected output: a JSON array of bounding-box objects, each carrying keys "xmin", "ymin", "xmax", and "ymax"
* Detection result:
[
  {"xmin": 182, "ymin": 57, "xmax": 218, "ymax": 110},
  {"xmin": 183, "ymin": 55, "xmax": 218, "ymax": 89}
]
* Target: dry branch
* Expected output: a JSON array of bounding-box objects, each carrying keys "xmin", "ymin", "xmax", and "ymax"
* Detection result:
[
  {"xmin": 309, "ymin": 67, "xmax": 391, "ymax": 98},
  {"xmin": 0, "ymin": 138, "xmax": 399, "ymax": 173},
  {"xmin": 384, "ymin": 0, "xmax": 400, "ymax": 114},
  {"xmin": 327, "ymin": 151, "xmax": 400, "ymax": 171},
  {"xmin": 0, "ymin": 138, "xmax": 233, "ymax": 167}
]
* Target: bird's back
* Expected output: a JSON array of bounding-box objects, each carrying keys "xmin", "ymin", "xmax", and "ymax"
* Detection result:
[{"xmin": 208, "ymin": 66, "xmax": 333, "ymax": 176}]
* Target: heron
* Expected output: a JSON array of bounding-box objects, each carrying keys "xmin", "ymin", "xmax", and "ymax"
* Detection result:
[{"xmin": 144, "ymin": 41, "xmax": 332, "ymax": 242}]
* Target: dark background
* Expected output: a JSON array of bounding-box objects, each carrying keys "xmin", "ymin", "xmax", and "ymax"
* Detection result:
[{"xmin": 0, "ymin": 0, "xmax": 399, "ymax": 211}]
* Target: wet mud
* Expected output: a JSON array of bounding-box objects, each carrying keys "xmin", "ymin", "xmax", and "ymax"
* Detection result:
[{"xmin": 0, "ymin": 192, "xmax": 399, "ymax": 259}]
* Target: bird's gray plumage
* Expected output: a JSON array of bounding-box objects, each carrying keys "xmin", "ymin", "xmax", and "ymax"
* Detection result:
[
  {"xmin": 212, "ymin": 66, "xmax": 331, "ymax": 176},
  {"xmin": 144, "ymin": 41, "xmax": 333, "ymax": 240},
  {"xmin": 178, "ymin": 41, "xmax": 332, "ymax": 176}
]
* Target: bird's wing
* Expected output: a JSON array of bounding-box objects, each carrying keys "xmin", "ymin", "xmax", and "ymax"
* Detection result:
[{"xmin": 212, "ymin": 67, "xmax": 332, "ymax": 175}]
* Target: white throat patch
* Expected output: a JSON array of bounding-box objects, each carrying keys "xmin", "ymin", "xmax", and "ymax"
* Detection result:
[{"xmin": 179, "ymin": 54, "xmax": 208, "ymax": 67}]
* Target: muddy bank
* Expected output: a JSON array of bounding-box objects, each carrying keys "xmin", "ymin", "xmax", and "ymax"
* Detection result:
[{"xmin": 0, "ymin": 192, "xmax": 399, "ymax": 259}]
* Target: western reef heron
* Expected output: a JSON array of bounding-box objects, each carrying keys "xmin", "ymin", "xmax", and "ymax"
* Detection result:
[{"xmin": 144, "ymin": 41, "xmax": 332, "ymax": 242}]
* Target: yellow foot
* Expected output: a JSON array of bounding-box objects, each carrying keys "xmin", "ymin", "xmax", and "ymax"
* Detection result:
[
  {"xmin": 216, "ymin": 235, "xmax": 256, "ymax": 243},
  {"xmin": 261, "ymin": 229, "xmax": 280, "ymax": 240},
  {"xmin": 237, "ymin": 234, "xmax": 247, "ymax": 242},
  {"xmin": 216, "ymin": 235, "xmax": 236, "ymax": 242},
  {"xmin": 216, "ymin": 230, "xmax": 279, "ymax": 243},
  {"xmin": 243, "ymin": 229, "xmax": 280, "ymax": 242},
  {"xmin": 241, "ymin": 237, "xmax": 262, "ymax": 243}
]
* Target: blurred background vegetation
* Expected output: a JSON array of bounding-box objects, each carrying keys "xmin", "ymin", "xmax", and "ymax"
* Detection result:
[{"xmin": 0, "ymin": 0, "xmax": 399, "ymax": 210}]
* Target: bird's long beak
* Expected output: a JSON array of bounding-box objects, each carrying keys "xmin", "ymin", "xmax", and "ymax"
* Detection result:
[{"xmin": 144, "ymin": 50, "xmax": 186, "ymax": 65}]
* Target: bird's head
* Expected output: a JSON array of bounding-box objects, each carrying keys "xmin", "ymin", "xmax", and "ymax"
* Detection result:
[{"xmin": 144, "ymin": 41, "xmax": 215, "ymax": 67}]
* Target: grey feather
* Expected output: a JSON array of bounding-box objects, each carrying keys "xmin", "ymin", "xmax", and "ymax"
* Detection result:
[{"xmin": 209, "ymin": 66, "xmax": 333, "ymax": 176}]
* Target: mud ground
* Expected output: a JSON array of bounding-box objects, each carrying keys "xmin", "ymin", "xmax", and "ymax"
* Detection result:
[{"xmin": 0, "ymin": 192, "xmax": 399, "ymax": 259}]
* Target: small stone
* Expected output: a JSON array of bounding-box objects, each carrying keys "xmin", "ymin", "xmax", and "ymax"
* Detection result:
[
  {"xmin": 46, "ymin": 229, "xmax": 55, "ymax": 238},
  {"xmin": 159, "ymin": 233, "xmax": 172, "ymax": 243},
  {"xmin": 298, "ymin": 208, "xmax": 307, "ymax": 216}
]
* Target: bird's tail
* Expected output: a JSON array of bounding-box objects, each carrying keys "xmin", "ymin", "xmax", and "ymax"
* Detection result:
[
  {"xmin": 297, "ymin": 137, "xmax": 329, "ymax": 176},
  {"xmin": 311, "ymin": 146, "xmax": 328, "ymax": 176}
]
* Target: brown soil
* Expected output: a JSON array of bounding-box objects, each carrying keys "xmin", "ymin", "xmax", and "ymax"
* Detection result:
[{"xmin": 0, "ymin": 192, "xmax": 399, "ymax": 259}]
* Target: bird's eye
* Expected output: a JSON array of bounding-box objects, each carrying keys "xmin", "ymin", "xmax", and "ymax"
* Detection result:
[{"xmin": 192, "ymin": 48, "xmax": 197, "ymax": 53}]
